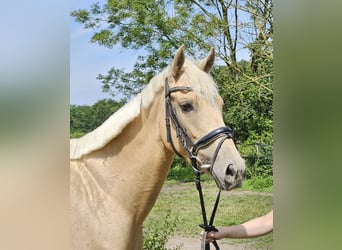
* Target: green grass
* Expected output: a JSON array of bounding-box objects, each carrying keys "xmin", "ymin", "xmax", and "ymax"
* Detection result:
[{"xmin": 144, "ymin": 179, "xmax": 273, "ymax": 249}]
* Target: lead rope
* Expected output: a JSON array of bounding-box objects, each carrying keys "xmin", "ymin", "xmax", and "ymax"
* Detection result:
[
  {"xmin": 196, "ymin": 135, "xmax": 230, "ymax": 249},
  {"xmin": 196, "ymin": 171, "xmax": 221, "ymax": 250}
]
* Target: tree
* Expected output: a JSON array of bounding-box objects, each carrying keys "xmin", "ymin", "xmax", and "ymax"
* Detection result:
[
  {"xmin": 71, "ymin": 0, "xmax": 273, "ymax": 99},
  {"xmin": 70, "ymin": 99, "xmax": 124, "ymax": 138},
  {"xmin": 212, "ymin": 58, "xmax": 273, "ymax": 178},
  {"xmin": 212, "ymin": 60, "xmax": 273, "ymax": 143},
  {"xmin": 70, "ymin": 104, "xmax": 93, "ymax": 137}
]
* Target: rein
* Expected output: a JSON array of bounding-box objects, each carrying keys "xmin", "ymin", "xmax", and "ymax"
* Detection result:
[{"xmin": 164, "ymin": 78, "xmax": 234, "ymax": 250}]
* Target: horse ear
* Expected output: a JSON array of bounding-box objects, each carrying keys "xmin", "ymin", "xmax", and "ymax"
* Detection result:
[
  {"xmin": 172, "ymin": 45, "xmax": 185, "ymax": 79},
  {"xmin": 198, "ymin": 47, "xmax": 215, "ymax": 73}
]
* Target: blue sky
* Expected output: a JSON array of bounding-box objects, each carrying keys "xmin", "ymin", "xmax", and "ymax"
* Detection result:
[
  {"xmin": 70, "ymin": 0, "xmax": 250, "ymax": 106},
  {"xmin": 70, "ymin": 0, "xmax": 143, "ymax": 105},
  {"xmin": 70, "ymin": 1, "xmax": 105, "ymax": 105}
]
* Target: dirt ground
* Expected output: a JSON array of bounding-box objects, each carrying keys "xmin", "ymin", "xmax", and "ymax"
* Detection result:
[{"xmin": 166, "ymin": 236, "xmax": 253, "ymax": 250}]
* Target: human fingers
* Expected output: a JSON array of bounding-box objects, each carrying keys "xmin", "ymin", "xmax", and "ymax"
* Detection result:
[{"xmin": 200, "ymin": 231, "xmax": 212, "ymax": 244}]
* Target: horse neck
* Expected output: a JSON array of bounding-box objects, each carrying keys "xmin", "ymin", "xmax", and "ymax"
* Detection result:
[{"xmin": 84, "ymin": 89, "xmax": 174, "ymax": 222}]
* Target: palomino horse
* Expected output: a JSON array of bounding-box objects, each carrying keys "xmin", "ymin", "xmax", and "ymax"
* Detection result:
[{"xmin": 70, "ymin": 46, "xmax": 246, "ymax": 249}]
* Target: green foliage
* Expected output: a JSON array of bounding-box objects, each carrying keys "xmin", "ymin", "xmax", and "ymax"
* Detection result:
[
  {"xmin": 70, "ymin": 99, "xmax": 124, "ymax": 138},
  {"xmin": 167, "ymin": 156, "xmax": 192, "ymax": 182},
  {"xmin": 243, "ymin": 176, "xmax": 273, "ymax": 191},
  {"xmin": 71, "ymin": 0, "xmax": 273, "ymax": 100},
  {"xmin": 143, "ymin": 208, "xmax": 180, "ymax": 250},
  {"xmin": 167, "ymin": 157, "xmax": 213, "ymax": 182},
  {"xmin": 241, "ymin": 142, "xmax": 273, "ymax": 179},
  {"xmin": 212, "ymin": 59, "xmax": 273, "ymax": 178},
  {"xmin": 212, "ymin": 60, "xmax": 273, "ymax": 144},
  {"xmin": 70, "ymin": 104, "xmax": 92, "ymax": 135},
  {"xmin": 167, "ymin": 164, "xmax": 194, "ymax": 182},
  {"xmin": 70, "ymin": 130, "xmax": 86, "ymax": 139}
]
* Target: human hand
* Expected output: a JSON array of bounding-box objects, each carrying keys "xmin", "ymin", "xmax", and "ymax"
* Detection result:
[{"xmin": 200, "ymin": 230, "xmax": 218, "ymax": 244}]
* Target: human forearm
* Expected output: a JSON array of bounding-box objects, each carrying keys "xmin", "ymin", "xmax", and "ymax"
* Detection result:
[
  {"xmin": 214, "ymin": 224, "xmax": 248, "ymax": 239},
  {"xmin": 214, "ymin": 211, "xmax": 273, "ymax": 239},
  {"xmin": 239, "ymin": 210, "xmax": 273, "ymax": 237},
  {"xmin": 203, "ymin": 211, "xmax": 273, "ymax": 242}
]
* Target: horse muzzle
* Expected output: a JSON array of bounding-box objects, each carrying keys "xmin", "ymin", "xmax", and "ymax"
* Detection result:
[{"xmin": 223, "ymin": 163, "xmax": 246, "ymax": 190}]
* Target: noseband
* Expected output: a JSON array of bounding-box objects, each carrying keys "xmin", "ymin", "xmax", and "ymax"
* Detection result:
[{"xmin": 164, "ymin": 77, "xmax": 234, "ymax": 250}]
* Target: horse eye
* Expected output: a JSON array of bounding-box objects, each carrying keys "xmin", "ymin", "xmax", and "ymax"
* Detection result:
[{"xmin": 180, "ymin": 103, "xmax": 193, "ymax": 112}]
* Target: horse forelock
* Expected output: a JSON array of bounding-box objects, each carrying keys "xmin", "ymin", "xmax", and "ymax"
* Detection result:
[
  {"xmin": 142, "ymin": 60, "xmax": 218, "ymax": 110},
  {"xmin": 180, "ymin": 59, "xmax": 219, "ymax": 107},
  {"xmin": 70, "ymin": 58, "xmax": 218, "ymax": 160}
]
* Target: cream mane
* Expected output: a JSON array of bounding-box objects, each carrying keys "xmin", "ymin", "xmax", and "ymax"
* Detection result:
[{"xmin": 70, "ymin": 59, "xmax": 218, "ymax": 159}]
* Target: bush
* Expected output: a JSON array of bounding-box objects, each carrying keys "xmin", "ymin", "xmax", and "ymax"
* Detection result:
[
  {"xmin": 143, "ymin": 209, "xmax": 180, "ymax": 250},
  {"xmin": 167, "ymin": 164, "xmax": 194, "ymax": 182},
  {"xmin": 239, "ymin": 138, "xmax": 273, "ymax": 179},
  {"xmin": 243, "ymin": 175, "xmax": 273, "ymax": 191}
]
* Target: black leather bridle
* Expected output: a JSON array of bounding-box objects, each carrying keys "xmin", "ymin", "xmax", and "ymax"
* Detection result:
[
  {"xmin": 165, "ymin": 77, "xmax": 233, "ymax": 172},
  {"xmin": 164, "ymin": 77, "xmax": 234, "ymax": 250}
]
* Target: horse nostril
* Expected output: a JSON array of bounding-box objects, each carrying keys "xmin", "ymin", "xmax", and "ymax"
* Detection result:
[{"xmin": 225, "ymin": 164, "xmax": 235, "ymax": 176}]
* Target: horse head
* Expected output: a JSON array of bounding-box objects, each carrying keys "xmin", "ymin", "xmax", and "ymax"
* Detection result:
[{"xmin": 163, "ymin": 45, "xmax": 246, "ymax": 191}]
